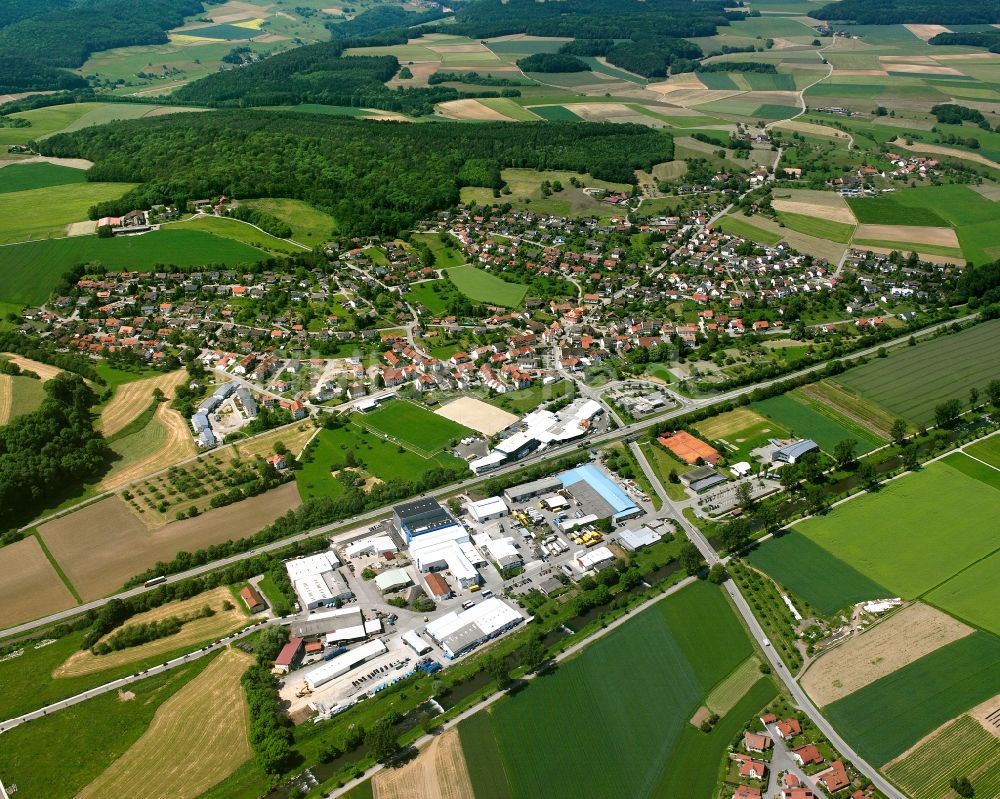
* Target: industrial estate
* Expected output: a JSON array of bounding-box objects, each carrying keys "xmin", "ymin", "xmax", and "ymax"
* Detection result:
[{"xmin": 1, "ymin": 0, "xmax": 999, "ymax": 797}]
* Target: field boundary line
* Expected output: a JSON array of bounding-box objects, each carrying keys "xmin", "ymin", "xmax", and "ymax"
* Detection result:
[
  {"xmin": 33, "ymin": 532, "xmax": 82, "ymax": 605},
  {"xmin": 960, "ymin": 451, "xmax": 1000, "ymax": 474},
  {"xmin": 917, "ymin": 543, "xmax": 1000, "ymax": 611}
]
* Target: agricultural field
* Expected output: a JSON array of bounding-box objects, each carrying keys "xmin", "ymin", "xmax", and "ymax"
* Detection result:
[
  {"xmin": 458, "ymin": 582, "xmax": 776, "ymax": 798},
  {"xmin": 824, "ymin": 632, "xmax": 1000, "ymax": 765},
  {"xmin": 939, "ymin": 450, "xmax": 1000, "ymax": 490},
  {"xmin": 76, "ymin": 649, "xmax": 253, "ymax": 799},
  {"xmin": 962, "ymin": 433, "xmax": 1000, "ymax": 469},
  {"xmin": 296, "ymin": 422, "xmax": 468, "ymax": 502},
  {"xmin": 0, "ymin": 655, "xmax": 214, "ymax": 799},
  {"xmin": 797, "ymin": 381, "xmax": 897, "ymax": 440},
  {"xmin": 0, "ymin": 162, "xmax": 87, "ymax": 194},
  {"xmin": 0, "ymin": 182, "xmax": 136, "ymax": 246},
  {"xmin": 715, "ymin": 215, "xmax": 783, "ymax": 246},
  {"xmin": 775, "ymin": 211, "xmax": 856, "ymax": 244},
  {"xmin": 0, "ymin": 229, "xmax": 269, "ymax": 306},
  {"xmin": 0, "ymin": 535, "xmax": 78, "ymax": 629},
  {"xmin": 832, "ymin": 320, "xmax": 1000, "ymax": 426},
  {"xmin": 168, "ymin": 215, "xmax": 305, "ymax": 254},
  {"xmin": 372, "ymin": 728, "xmax": 474, "ymax": 799},
  {"xmin": 800, "ymin": 603, "xmax": 973, "ymax": 706},
  {"xmin": 445, "ymin": 265, "xmax": 528, "ymax": 308},
  {"xmin": 753, "ymin": 390, "xmax": 885, "ymax": 455},
  {"xmin": 357, "ymin": 399, "xmax": 474, "ymax": 456},
  {"xmin": 926, "ymin": 549, "xmax": 1000, "ymax": 637},
  {"xmin": 885, "ymin": 715, "xmax": 1000, "ymax": 799},
  {"xmin": 99, "ymin": 398, "xmax": 196, "ymax": 492},
  {"xmin": 99, "ymin": 370, "xmax": 187, "ymax": 437},
  {"xmin": 0, "ymin": 373, "xmax": 46, "ymax": 424},
  {"xmin": 746, "ymin": 533, "xmax": 891, "ymax": 616}
]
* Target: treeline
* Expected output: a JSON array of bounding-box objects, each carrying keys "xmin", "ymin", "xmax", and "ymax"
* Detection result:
[
  {"xmin": 0, "ymin": 331, "xmax": 103, "ymax": 383},
  {"xmin": 94, "ymin": 605, "xmax": 216, "ymax": 655},
  {"xmin": 516, "ymin": 53, "xmax": 590, "ymax": 73},
  {"xmin": 929, "ymin": 31, "xmax": 1000, "ymax": 53},
  {"xmin": 931, "ymin": 103, "xmax": 992, "ymax": 128},
  {"xmin": 954, "ymin": 261, "xmax": 1000, "ymax": 305},
  {"xmin": 0, "ymin": 0, "xmax": 204, "ymax": 92},
  {"xmin": 698, "ymin": 62, "xmax": 777, "ymax": 73},
  {"xmin": 809, "ymin": 0, "xmax": 999, "ymax": 24},
  {"xmin": 225, "ymin": 205, "xmax": 293, "ymax": 239},
  {"xmin": 0, "ymin": 375, "xmax": 110, "ymax": 530},
  {"xmin": 0, "ymin": 0, "xmax": 75, "ymax": 29},
  {"xmin": 244, "ymin": 664, "xmax": 296, "ymax": 773},
  {"xmin": 428, "ymin": 71, "xmax": 534, "ymax": 87},
  {"xmin": 39, "ymin": 110, "xmax": 674, "ymax": 237},
  {"xmin": 560, "ymin": 36, "xmax": 703, "ymax": 78},
  {"xmin": 325, "ymin": 4, "xmax": 446, "ymax": 39}
]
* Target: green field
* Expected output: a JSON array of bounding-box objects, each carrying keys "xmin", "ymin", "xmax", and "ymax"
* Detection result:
[
  {"xmin": 824, "ymin": 632, "xmax": 1000, "ymax": 765},
  {"xmin": 939, "ymin": 451, "xmax": 1000, "ymax": 490},
  {"xmin": 169, "ymin": 215, "xmax": 304, "ymax": 254},
  {"xmin": 459, "ymin": 582, "xmax": 775, "ymax": 799},
  {"xmin": 407, "ymin": 279, "xmax": 461, "ymax": 315},
  {"xmin": 776, "ymin": 211, "xmax": 855, "ymax": 243},
  {"xmin": 0, "ymin": 655, "xmax": 213, "ymax": 799},
  {"xmin": 0, "ymin": 230, "xmax": 269, "ymax": 306},
  {"xmin": 964, "ymin": 435, "xmax": 1000, "ymax": 469},
  {"xmin": 295, "ymin": 422, "xmax": 468, "ymax": 502},
  {"xmin": 753, "ymin": 392, "xmax": 883, "ymax": 455},
  {"xmin": 885, "ymin": 715, "xmax": 1000, "ymax": 799},
  {"xmin": 240, "ymin": 197, "xmax": 338, "ymax": 244},
  {"xmin": 528, "ymin": 104, "xmax": 583, "ymax": 121},
  {"xmin": 747, "ymin": 533, "xmax": 891, "ymax": 615},
  {"xmin": 411, "ymin": 231, "xmax": 465, "ymax": 268},
  {"xmin": 0, "ymin": 163, "xmax": 87, "ymax": 194},
  {"xmin": 0, "ymin": 182, "xmax": 136, "ymax": 244},
  {"xmin": 356, "ymin": 399, "xmax": 473, "ymax": 455},
  {"xmin": 0, "ymin": 103, "xmax": 131, "ymax": 146},
  {"xmin": 445, "ymin": 265, "xmax": 528, "ymax": 308},
  {"xmin": 833, "ymin": 319, "xmax": 1000, "ymax": 426},
  {"xmin": 926, "ymin": 548, "xmax": 1000, "ymax": 637},
  {"xmin": 789, "ymin": 460, "xmax": 1000, "ymax": 599},
  {"xmin": 487, "ymin": 378, "xmax": 574, "ymax": 415},
  {"xmin": 847, "ymin": 196, "xmax": 948, "ymax": 227},
  {"xmin": 715, "ymin": 215, "xmax": 783, "ymax": 245},
  {"xmin": 3, "ymin": 374, "xmax": 47, "ymax": 420}
]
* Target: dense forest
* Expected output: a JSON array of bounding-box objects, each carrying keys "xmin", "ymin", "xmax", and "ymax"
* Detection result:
[
  {"xmin": 559, "ymin": 35, "xmax": 703, "ymax": 78},
  {"xmin": 172, "ymin": 40, "xmax": 510, "ymax": 115},
  {"xmin": 38, "ymin": 110, "xmax": 673, "ymax": 237},
  {"xmin": 0, "ymin": 0, "xmax": 205, "ymax": 91},
  {"xmin": 0, "ymin": 375, "xmax": 110, "ymax": 529},
  {"xmin": 929, "ymin": 31, "xmax": 1000, "ymax": 53},
  {"xmin": 0, "ymin": 0, "xmax": 75, "ymax": 29},
  {"xmin": 324, "ymin": 4, "xmax": 446, "ymax": 39},
  {"xmin": 809, "ymin": 0, "xmax": 999, "ymax": 24},
  {"xmin": 516, "ymin": 53, "xmax": 590, "ymax": 73}
]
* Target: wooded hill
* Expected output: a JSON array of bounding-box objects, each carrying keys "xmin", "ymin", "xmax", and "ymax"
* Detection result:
[
  {"xmin": 809, "ymin": 0, "xmax": 999, "ymax": 24},
  {"xmin": 38, "ymin": 111, "xmax": 673, "ymax": 237}
]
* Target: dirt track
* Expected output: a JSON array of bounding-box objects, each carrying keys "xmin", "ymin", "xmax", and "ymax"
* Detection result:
[
  {"xmin": 801, "ymin": 603, "xmax": 972, "ymax": 706},
  {"xmin": 373, "ymin": 729, "xmax": 474, "ymax": 799}
]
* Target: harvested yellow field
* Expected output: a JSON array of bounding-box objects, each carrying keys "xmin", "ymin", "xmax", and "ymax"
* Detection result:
[
  {"xmin": 880, "ymin": 60, "xmax": 965, "ymax": 76},
  {"xmin": 0, "ymin": 536, "xmax": 77, "ymax": 629},
  {"xmin": 857, "ymin": 245, "xmax": 966, "ymax": 266},
  {"xmin": 436, "ymin": 99, "xmax": 515, "ymax": 121},
  {"xmin": 801, "ymin": 603, "xmax": 972, "ymax": 706},
  {"xmin": 695, "ymin": 408, "xmax": 771, "ymax": 440},
  {"xmin": 833, "ymin": 69, "xmax": 889, "ymax": 76},
  {"xmin": 54, "ymin": 587, "xmax": 247, "ymax": 678},
  {"xmin": 1, "ymin": 353, "xmax": 63, "ymax": 382},
  {"xmin": 99, "ymin": 370, "xmax": 187, "ymax": 436},
  {"xmin": 773, "ymin": 198, "xmax": 857, "ymax": 225},
  {"xmin": 0, "ymin": 374, "xmax": 11, "ymax": 425},
  {"xmin": 771, "ymin": 120, "xmax": 854, "ymax": 144},
  {"xmin": 903, "ymin": 23, "xmax": 952, "ymax": 41},
  {"xmin": 232, "ymin": 17, "xmax": 265, "ymax": 29},
  {"xmin": 98, "ymin": 400, "xmax": 196, "ymax": 492},
  {"xmin": 854, "ymin": 224, "xmax": 960, "ymax": 248},
  {"xmin": 373, "ymin": 729, "xmax": 474, "ymax": 799},
  {"xmin": 75, "ymin": 649, "xmax": 253, "ymax": 799},
  {"xmin": 233, "ymin": 422, "xmax": 315, "ymax": 459}
]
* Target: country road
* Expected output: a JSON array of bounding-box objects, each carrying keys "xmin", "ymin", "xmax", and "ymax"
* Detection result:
[{"xmin": 0, "ymin": 312, "xmax": 973, "ymax": 643}]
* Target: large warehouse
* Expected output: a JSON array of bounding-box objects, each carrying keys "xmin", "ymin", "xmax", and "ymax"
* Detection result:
[
  {"xmin": 285, "ymin": 552, "xmax": 354, "ymax": 610},
  {"xmin": 560, "ymin": 464, "xmax": 641, "ymax": 523},
  {"xmin": 424, "ymin": 597, "xmax": 524, "ymax": 659},
  {"xmin": 304, "ymin": 640, "xmax": 388, "ymax": 690},
  {"xmin": 393, "ymin": 498, "xmax": 455, "ymax": 542}
]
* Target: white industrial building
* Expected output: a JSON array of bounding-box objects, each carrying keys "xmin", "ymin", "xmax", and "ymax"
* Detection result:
[
  {"xmin": 373, "ymin": 568, "xmax": 413, "ymax": 594},
  {"xmin": 402, "ymin": 629, "xmax": 433, "ymax": 656},
  {"xmin": 619, "ymin": 526, "xmax": 662, "ymax": 551},
  {"xmin": 304, "ymin": 640, "xmax": 388, "ymax": 690},
  {"xmin": 424, "ymin": 597, "xmax": 524, "ymax": 659},
  {"xmin": 344, "ymin": 535, "xmax": 398, "ymax": 559},
  {"xmin": 325, "ymin": 618, "xmax": 381, "ymax": 645},
  {"xmin": 482, "ymin": 536, "xmax": 522, "ymax": 569},
  {"xmin": 408, "ymin": 523, "xmax": 480, "ymax": 588},
  {"xmin": 286, "ymin": 551, "xmax": 353, "ymax": 610},
  {"xmin": 467, "ymin": 496, "xmax": 509, "ymax": 523},
  {"xmin": 287, "ymin": 552, "xmax": 341, "ymax": 581},
  {"xmin": 574, "ymin": 545, "xmax": 616, "ymax": 573}
]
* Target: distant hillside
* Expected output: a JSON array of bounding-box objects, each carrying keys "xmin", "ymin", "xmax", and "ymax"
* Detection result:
[{"xmin": 809, "ymin": 0, "xmax": 1000, "ymax": 24}]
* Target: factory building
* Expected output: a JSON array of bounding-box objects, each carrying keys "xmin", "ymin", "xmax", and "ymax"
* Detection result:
[
  {"xmin": 303, "ymin": 640, "xmax": 388, "ymax": 690},
  {"xmin": 424, "ymin": 598, "xmax": 524, "ymax": 659}
]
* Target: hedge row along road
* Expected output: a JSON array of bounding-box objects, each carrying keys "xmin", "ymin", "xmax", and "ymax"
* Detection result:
[{"xmin": 0, "ymin": 312, "xmax": 976, "ymax": 642}]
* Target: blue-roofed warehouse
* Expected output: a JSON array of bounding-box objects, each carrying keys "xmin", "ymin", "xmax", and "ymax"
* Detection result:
[{"xmin": 559, "ymin": 464, "xmax": 641, "ymax": 523}]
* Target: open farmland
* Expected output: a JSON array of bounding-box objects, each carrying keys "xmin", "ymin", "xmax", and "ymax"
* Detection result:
[
  {"xmin": 168, "ymin": 215, "xmax": 305, "ymax": 255},
  {"xmin": 99, "ymin": 370, "xmax": 188, "ymax": 436},
  {"xmin": 38, "ymin": 483, "xmax": 301, "ymax": 601},
  {"xmin": 832, "ymin": 320, "xmax": 1000, "ymax": 426},
  {"xmin": 373, "ymin": 728, "xmax": 474, "ymax": 799},
  {"xmin": 0, "ymin": 373, "xmax": 46, "ymax": 424},
  {"xmin": 824, "ymin": 632, "xmax": 1000, "ymax": 766},
  {"xmin": 753, "ymin": 391, "xmax": 884, "ymax": 455},
  {"xmin": 458, "ymin": 582, "xmax": 775, "ymax": 799},
  {"xmin": 358, "ymin": 399, "xmax": 474, "ymax": 455},
  {"xmin": 926, "ymin": 549, "xmax": 1000, "ymax": 637},
  {"xmin": 886, "ymin": 714, "xmax": 1000, "ymax": 799},
  {"xmin": 965, "ymin": 434, "xmax": 1000, "ymax": 469},
  {"xmin": 445, "ymin": 265, "xmax": 528, "ymax": 308},
  {"xmin": 786, "ymin": 460, "xmax": 1000, "ymax": 599},
  {"xmin": 98, "ymin": 399, "xmax": 196, "ymax": 491},
  {"xmin": 0, "ymin": 536, "xmax": 77, "ymax": 628},
  {"xmin": 0, "ymin": 656, "xmax": 213, "ymax": 799},
  {"xmin": 0, "ymin": 229, "xmax": 269, "ymax": 306},
  {"xmin": 800, "ymin": 603, "xmax": 973, "ymax": 706},
  {"xmin": 0, "ymin": 182, "xmax": 136, "ymax": 246},
  {"xmin": 746, "ymin": 534, "xmax": 891, "ymax": 616},
  {"xmin": 0, "ymin": 162, "xmax": 87, "ymax": 193},
  {"xmin": 798, "ymin": 381, "xmax": 897, "ymax": 440},
  {"xmin": 940, "ymin": 451, "xmax": 1000, "ymax": 490}
]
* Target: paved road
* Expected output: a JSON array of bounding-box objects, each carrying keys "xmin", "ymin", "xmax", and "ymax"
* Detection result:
[
  {"xmin": 0, "ymin": 313, "xmax": 973, "ymax": 643},
  {"xmin": 629, "ymin": 442, "xmax": 907, "ymax": 799}
]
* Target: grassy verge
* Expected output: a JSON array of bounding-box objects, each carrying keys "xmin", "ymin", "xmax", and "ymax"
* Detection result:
[{"xmin": 728, "ymin": 561, "xmax": 803, "ymax": 673}]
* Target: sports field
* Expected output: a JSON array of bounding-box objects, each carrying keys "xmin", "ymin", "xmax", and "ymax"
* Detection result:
[
  {"xmin": 824, "ymin": 632, "xmax": 1000, "ymax": 765},
  {"xmin": 753, "ymin": 391, "xmax": 884, "ymax": 455},
  {"xmin": 833, "ymin": 320, "xmax": 1000, "ymax": 426},
  {"xmin": 746, "ymin": 534, "xmax": 891, "ymax": 615},
  {"xmin": 446, "ymin": 265, "xmax": 528, "ymax": 307},
  {"xmin": 458, "ymin": 582, "xmax": 775, "ymax": 799},
  {"xmin": 885, "ymin": 715, "xmax": 1000, "ymax": 799},
  {"xmin": 0, "ymin": 162, "xmax": 87, "ymax": 194},
  {"xmin": 357, "ymin": 399, "xmax": 473, "ymax": 455},
  {"xmin": 0, "ymin": 182, "xmax": 136, "ymax": 245},
  {"xmin": 0, "ymin": 230, "xmax": 269, "ymax": 306}
]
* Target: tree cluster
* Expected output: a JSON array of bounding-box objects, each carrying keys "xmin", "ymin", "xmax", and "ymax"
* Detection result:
[
  {"xmin": 560, "ymin": 36, "xmax": 703, "ymax": 78},
  {"xmin": 931, "ymin": 103, "xmax": 991, "ymax": 129},
  {"xmin": 516, "ymin": 53, "xmax": 590, "ymax": 73},
  {"xmin": 697, "ymin": 62, "xmax": 777, "ymax": 74},
  {"xmin": 930, "ymin": 30, "xmax": 1000, "ymax": 53},
  {"xmin": 225, "ymin": 205, "xmax": 293, "ymax": 238},
  {"xmin": 243, "ymin": 664, "xmax": 296, "ymax": 773},
  {"xmin": 809, "ymin": 0, "xmax": 998, "ymax": 24},
  {"xmin": 39, "ymin": 110, "xmax": 674, "ymax": 237}
]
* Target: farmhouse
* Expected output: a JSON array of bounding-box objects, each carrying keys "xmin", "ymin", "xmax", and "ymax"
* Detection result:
[
  {"xmin": 731, "ymin": 754, "xmax": 768, "ymax": 781},
  {"xmin": 775, "ymin": 718, "xmax": 802, "ymax": 740},
  {"xmin": 791, "ymin": 744, "xmax": 824, "ymax": 766},
  {"xmin": 658, "ymin": 430, "xmax": 721, "ymax": 465},
  {"xmin": 240, "ymin": 585, "xmax": 267, "ymax": 614},
  {"xmin": 772, "ymin": 439, "xmax": 819, "ymax": 465},
  {"xmin": 424, "ymin": 597, "xmax": 524, "ymax": 659},
  {"xmin": 743, "ymin": 732, "xmax": 772, "ymax": 753},
  {"xmin": 816, "ymin": 761, "xmax": 850, "ymax": 792},
  {"xmin": 733, "ymin": 787, "xmax": 762, "ymax": 799}
]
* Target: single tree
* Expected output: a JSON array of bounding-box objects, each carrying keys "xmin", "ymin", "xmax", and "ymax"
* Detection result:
[
  {"xmin": 365, "ymin": 718, "xmax": 400, "ymax": 762},
  {"xmin": 890, "ymin": 418, "xmax": 908, "ymax": 445},
  {"xmin": 707, "ymin": 563, "xmax": 728, "ymax": 584},
  {"xmin": 735, "ymin": 481, "xmax": 754, "ymax": 510},
  {"xmin": 679, "ymin": 541, "xmax": 705, "ymax": 575},
  {"xmin": 856, "ymin": 460, "xmax": 878, "ymax": 488},
  {"xmin": 485, "ymin": 654, "xmax": 511, "ymax": 689},
  {"xmin": 934, "ymin": 398, "xmax": 962, "ymax": 428},
  {"xmin": 969, "ymin": 386, "xmax": 980, "ymax": 409},
  {"xmin": 833, "ymin": 438, "xmax": 857, "ymax": 468},
  {"xmin": 987, "ymin": 379, "xmax": 1000, "ymax": 408}
]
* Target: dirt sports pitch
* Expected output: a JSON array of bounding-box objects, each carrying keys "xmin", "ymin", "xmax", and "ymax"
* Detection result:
[
  {"xmin": 38, "ymin": 483, "xmax": 301, "ymax": 600},
  {"xmin": 373, "ymin": 728, "xmax": 474, "ymax": 799},
  {"xmin": 76, "ymin": 649, "xmax": 253, "ymax": 799},
  {"xmin": 435, "ymin": 396, "xmax": 518, "ymax": 435},
  {"xmin": 0, "ymin": 536, "xmax": 77, "ymax": 628},
  {"xmin": 801, "ymin": 603, "xmax": 973, "ymax": 706}
]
